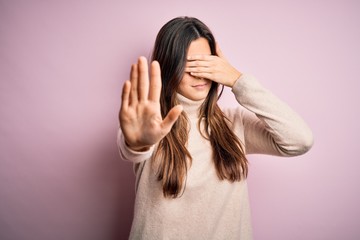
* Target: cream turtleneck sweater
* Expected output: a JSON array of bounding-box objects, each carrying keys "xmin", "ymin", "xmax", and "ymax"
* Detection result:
[{"xmin": 117, "ymin": 74, "xmax": 313, "ymax": 240}]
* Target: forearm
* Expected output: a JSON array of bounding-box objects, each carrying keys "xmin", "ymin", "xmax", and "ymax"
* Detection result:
[{"xmin": 232, "ymin": 74, "xmax": 313, "ymax": 156}]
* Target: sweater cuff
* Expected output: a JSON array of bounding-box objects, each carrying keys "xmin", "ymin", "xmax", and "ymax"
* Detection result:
[{"xmin": 117, "ymin": 128, "xmax": 154, "ymax": 163}]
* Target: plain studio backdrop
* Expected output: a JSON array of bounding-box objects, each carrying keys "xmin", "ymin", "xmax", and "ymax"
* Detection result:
[{"xmin": 0, "ymin": 0, "xmax": 359, "ymax": 239}]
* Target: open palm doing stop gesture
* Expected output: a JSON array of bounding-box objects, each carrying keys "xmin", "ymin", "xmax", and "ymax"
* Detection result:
[{"xmin": 119, "ymin": 57, "xmax": 183, "ymax": 151}]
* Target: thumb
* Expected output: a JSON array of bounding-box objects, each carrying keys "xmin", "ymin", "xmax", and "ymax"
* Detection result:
[
  {"xmin": 161, "ymin": 105, "xmax": 183, "ymax": 133},
  {"xmin": 216, "ymin": 42, "xmax": 226, "ymax": 60}
]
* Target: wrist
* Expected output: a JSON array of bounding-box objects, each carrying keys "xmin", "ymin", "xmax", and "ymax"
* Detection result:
[
  {"xmin": 229, "ymin": 71, "xmax": 242, "ymax": 87},
  {"xmin": 125, "ymin": 141, "xmax": 151, "ymax": 152}
]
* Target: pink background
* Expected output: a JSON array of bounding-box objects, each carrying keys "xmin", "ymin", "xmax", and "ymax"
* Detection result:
[{"xmin": 1, "ymin": 1, "xmax": 359, "ymax": 239}]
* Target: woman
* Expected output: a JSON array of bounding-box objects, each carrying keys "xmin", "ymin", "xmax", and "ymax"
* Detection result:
[{"xmin": 118, "ymin": 16, "xmax": 313, "ymax": 240}]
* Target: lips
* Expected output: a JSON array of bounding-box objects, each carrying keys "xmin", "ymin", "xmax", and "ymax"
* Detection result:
[
  {"xmin": 192, "ymin": 83, "xmax": 208, "ymax": 87},
  {"xmin": 191, "ymin": 83, "xmax": 209, "ymax": 91}
]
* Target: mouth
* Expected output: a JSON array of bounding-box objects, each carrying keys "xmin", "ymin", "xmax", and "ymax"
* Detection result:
[
  {"xmin": 192, "ymin": 83, "xmax": 208, "ymax": 88},
  {"xmin": 191, "ymin": 83, "xmax": 209, "ymax": 91}
]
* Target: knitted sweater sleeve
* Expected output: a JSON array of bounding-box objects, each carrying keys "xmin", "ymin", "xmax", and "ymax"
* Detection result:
[{"xmin": 230, "ymin": 74, "xmax": 313, "ymax": 156}]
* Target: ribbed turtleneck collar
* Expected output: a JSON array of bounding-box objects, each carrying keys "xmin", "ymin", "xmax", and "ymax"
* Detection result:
[{"xmin": 176, "ymin": 93, "xmax": 204, "ymax": 118}]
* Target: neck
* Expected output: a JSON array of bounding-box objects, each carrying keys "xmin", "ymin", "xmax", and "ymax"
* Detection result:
[{"xmin": 176, "ymin": 93, "xmax": 204, "ymax": 118}]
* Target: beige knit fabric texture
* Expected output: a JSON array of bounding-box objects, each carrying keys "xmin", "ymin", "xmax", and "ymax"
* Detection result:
[{"xmin": 118, "ymin": 74, "xmax": 313, "ymax": 240}]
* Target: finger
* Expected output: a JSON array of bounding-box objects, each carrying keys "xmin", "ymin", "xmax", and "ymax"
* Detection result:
[
  {"xmin": 186, "ymin": 60, "xmax": 211, "ymax": 68},
  {"xmin": 137, "ymin": 56, "xmax": 149, "ymax": 101},
  {"xmin": 189, "ymin": 72, "xmax": 213, "ymax": 80},
  {"xmin": 130, "ymin": 63, "xmax": 138, "ymax": 105},
  {"xmin": 187, "ymin": 54, "xmax": 213, "ymax": 61},
  {"xmin": 120, "ymin": 80, "xmax": 131, "ymax": 112},
  {"xmin": 161, "ymin": 105, "xmax": 183, "ymax": 133},
  {"xmin": 148, "ymin": 60, "xmax": 162, "ymax": 102},
  {"xmin": 185, "ymin": 66, "xmax": 212, "ymax": 73},
  {"xmin": 186, "ymin": 61, "xmax": 214, "ymax": 73}
]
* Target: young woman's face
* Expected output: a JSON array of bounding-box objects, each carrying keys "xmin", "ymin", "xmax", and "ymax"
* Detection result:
[{"xmin": 177, "ymin": 37, "xmax": 212, "ymax": 101}]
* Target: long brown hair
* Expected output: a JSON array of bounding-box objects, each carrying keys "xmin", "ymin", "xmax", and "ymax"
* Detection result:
[{"xmin": 151, "ymin": 16, "xmax": 248, "ymax": 198}]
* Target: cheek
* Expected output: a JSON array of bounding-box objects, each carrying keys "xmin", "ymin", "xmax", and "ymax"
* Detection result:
[
  {"xmin": 177, "ymin": 81, "xmax": 187, "ymax": 94},
  {"xmin": 177, "ymin": 76, "xmax": 192, "ymax": 96},
  {"xmin": 181, "ymin": 73, "xmax": 192, "ymax": 82},
  {"xmin": 179, "ymin": 74, "xmax": 191, "ymax": 87}
]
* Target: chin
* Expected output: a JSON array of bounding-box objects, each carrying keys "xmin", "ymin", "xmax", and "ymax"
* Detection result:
[{"xmin": 190, "ymin": 94, "xmax": 208, "ymax": 101}]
